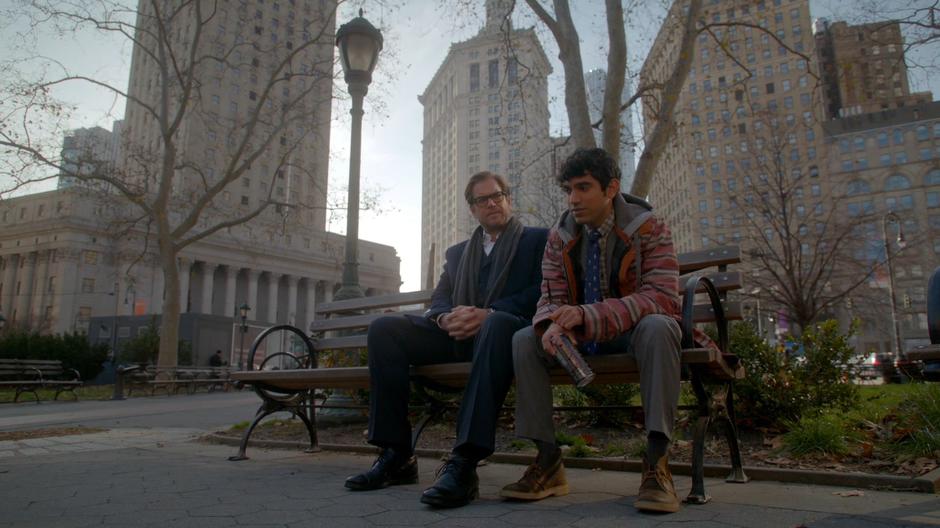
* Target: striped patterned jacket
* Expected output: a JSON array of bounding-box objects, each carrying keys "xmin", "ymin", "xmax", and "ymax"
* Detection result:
[{"xmin": 534, "ymin": 193, "xmax": 714, "ymax": 350}]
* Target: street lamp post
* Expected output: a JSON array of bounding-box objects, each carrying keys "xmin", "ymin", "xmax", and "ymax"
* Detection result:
[
  {"xmin": 333, "ymin": 9, "xmax": 383, "ymax": 301},
  {"xmin": 749, "ymin": 287, "xmax": 763, "ymax": 338},
  {"xmin": 238, "ymin": 303, "xmax": 250, "ymax": 370},
  {"xmin": 882, "ymin": 212, "xmax": 906, "ymax": 360}
]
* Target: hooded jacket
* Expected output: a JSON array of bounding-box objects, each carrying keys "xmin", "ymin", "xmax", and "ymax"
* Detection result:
[{"xmin": 534, "ymin": 193, "xmax": 700, "ymax": 346}]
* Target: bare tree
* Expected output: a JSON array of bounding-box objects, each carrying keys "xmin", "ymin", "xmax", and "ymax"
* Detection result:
[
  {"xmin": 0, "ymin": 0, "xmax": 346, "ymax": 366},
  {"xmin": 723, "ymin": 108, "xmax": 913, "ymax": 335},
  {"xmin": 513, "ymin": 0, "xmax": 701, "ymax": 197}
]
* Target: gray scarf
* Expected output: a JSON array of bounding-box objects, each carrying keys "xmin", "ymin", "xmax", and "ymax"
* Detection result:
[{"xmin": 452, "ymin": 216, "xmax": 524, "ymax": 308}]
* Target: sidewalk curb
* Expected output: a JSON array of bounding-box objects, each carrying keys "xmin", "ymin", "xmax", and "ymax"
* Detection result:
[{"xmin": 204, "ymin": 433, "xmax": 938, "ymax": 494}]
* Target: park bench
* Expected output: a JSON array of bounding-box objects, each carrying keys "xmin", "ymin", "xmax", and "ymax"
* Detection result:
[
  {"xmin": 906, "ymin": 266, "xmax": 940, "ymax": 379},
  {"xmin": 230, "ymin": 245, "xmax": 747, "ymax": 504},
  {"xmin": 0, "ymin": 359, "xmax": 83, "ymax": 403},
  {"xmin": 118, "ymin": 365, "xmax": 231, "ymax": 397}
]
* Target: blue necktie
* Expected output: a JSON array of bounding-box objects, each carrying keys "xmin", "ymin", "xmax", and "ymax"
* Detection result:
[{"xmin": 583, "ymin": 229, "xmax": 602, "ymax": 355}]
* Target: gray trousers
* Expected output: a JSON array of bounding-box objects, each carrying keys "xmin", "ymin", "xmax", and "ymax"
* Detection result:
[{"xmin": 513, "ymin": 314, "xmax": 682, "ymax": 443}]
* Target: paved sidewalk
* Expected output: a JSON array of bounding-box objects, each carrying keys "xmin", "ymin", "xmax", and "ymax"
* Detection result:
[{"xmin": 1, "ymin": 426, "xmax": 939, "ymax": 527}]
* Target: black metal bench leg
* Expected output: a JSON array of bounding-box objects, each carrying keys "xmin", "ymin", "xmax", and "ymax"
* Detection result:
[
  {"xmin": 298, "ymin": 393, "xmax": 320, "ymax": 453},
  {"xmin": 411, "ymin": 393, "xmax": 447, "ymax": 453},
  {"xmin": 15, "ymin": 387, "xmax": 40, "ymax": 403},
  {"xmin": 229, "ymin": 404, "xmax": 276, "ymax": 461},
  {"xmin": 686, "ymin": 374, "xmax": 712, "ymax": 505},
  {"xmin": 719, "ymin": 382, "xmax": 749, "ymax": 484}
]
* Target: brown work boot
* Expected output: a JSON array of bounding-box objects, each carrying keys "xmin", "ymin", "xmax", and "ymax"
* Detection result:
[
  {"xmin": 500, "ymin": 452, "xmax": 569, "ymax": 500},
  {"xmin": 635, "ymin": 455, "xmax": 680, "ymax": 513}
]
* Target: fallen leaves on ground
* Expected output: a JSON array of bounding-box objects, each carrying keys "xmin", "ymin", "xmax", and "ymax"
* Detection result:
[{"xmin": 0, "ymin": 427, "xmax": 107, "ymax": 441}]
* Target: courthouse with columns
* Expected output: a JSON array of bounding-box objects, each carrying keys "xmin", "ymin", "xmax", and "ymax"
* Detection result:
[{"xmin": 0, "ymin": 187, "xmax": 400, "ymax": 364}]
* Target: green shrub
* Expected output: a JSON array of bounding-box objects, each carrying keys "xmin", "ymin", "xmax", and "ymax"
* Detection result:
[
  {"xmin": 0, "ymin": 329, "xmax": 108, "ymax": 381},
  {"xmin": 553, "ymin": 383, "xmax": 640, "ymax": 427},
  {"xmin": 730, "ymin": 320, "xmax": 859, "ymax": 427},
  {"xmin": 783, "ymin": 413, "xmax": 858, "ymax": 456}
]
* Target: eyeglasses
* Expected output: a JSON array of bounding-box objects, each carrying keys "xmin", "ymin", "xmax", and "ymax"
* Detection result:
[{"xmin": 470, "ymin": 191, "xmax": 508, "ymax": 206}]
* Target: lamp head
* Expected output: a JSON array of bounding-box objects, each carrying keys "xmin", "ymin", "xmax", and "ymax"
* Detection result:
[
  {"xmin": 335, "ymin": 10, "xmax": 383, "ymax": 87},
  {"xmin": 239, "ymin": 303, "xmax": 250, "ymax": 319}
]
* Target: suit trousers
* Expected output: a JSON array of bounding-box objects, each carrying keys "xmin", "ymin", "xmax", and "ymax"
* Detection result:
[
  {"xmin": 367, "ymin": 312, "xmax": 526, "ymax": 457},
  {"xmin": 513, "ymin": 314, "xmax": 682, "ymax": 444}
]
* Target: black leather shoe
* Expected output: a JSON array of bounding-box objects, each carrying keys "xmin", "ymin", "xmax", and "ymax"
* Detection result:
[
  {"xmin": 420, "ymin": 454, "xmax": 480, "ymax": 508},
  {"xmin": 345, "ymin": 448, "xmax": 418, "ymax": 491}
]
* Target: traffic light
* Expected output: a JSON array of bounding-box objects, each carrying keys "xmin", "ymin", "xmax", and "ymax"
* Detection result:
[{"xmin": 903, "ymin": 294, "xmax": 912, "ymax": 309}]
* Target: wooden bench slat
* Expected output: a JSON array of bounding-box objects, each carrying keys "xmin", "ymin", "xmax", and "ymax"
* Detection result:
[
  {"xmin": 316, "ymin": 290, "xmax": 433, "ymax": 317},
  {"xmin": 309, "ymin": 309, "xmax": 426, "ymax": 334},
  {"xmin": 314, "ymin": 335, "xmax": 369, "ymax": 350},
  {"xmin": 680, "ymin": 271, "xmax": 741, "ymax": 293},
  {"xmin": 231, "ymin": 348, "xmax": 743, "ymax": 390},
  {"xmin": 677, "ymin": 246, "xmax": 741, "ymax": 274}
]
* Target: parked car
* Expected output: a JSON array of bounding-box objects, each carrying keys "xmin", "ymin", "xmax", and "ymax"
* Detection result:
[{"xmin": 876, "ymin": 353, "xmax": 925, "ymax": 383}]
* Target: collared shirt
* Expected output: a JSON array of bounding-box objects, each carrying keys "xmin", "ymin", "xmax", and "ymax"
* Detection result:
[
  {"xmin": 584, "ymin": 209, "xmax": 616, "ymax": 298},
  {"xmin": 483, "ymin": 231, "xmax": 499, "ymax": 256}
]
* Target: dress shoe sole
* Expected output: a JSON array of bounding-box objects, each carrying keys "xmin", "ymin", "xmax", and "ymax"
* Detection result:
[
  {"xmin": 344, "ymin": 474, "xmax": 419, "ymax": 491},
  {"xmin": 499, "ymin": 483, "xmax": 569, "ymax": 501},
  {"xmin": 634, "ymin": 498, "xmax": 681, "ymax": 513},
  {"xmin": 419, "ymin": 487, "xmax": 479, "ymax": 508}
]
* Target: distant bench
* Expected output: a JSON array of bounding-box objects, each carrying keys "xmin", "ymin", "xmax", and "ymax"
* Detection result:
[
  {"xmin": 231, "ymin": 246, "xmax": 747, "ymax": 504},
  {"xmin": 0, "ymin": 359, "xmax": 83, "ymax": 403},
  {"xmin": 116, "ymin": 366, "xmax": 231, "ymax": 397}
]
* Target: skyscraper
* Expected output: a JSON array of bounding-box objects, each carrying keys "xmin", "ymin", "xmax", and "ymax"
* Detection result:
[{"xmin": 419, "ymin": 0, "xmax": 553, "ymax": 284}]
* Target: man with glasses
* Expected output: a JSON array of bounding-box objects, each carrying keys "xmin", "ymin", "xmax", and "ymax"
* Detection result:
[{"xmin": 345, "ymin": 171, "xmax": 548, "ymax": 509}]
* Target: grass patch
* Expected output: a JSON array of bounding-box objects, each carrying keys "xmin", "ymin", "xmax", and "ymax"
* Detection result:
[
  {"xmin": 891, "ymin": 383, "xmax": 940, "ymax": 457},
  {"xmin": 783, "ymin": 414, "xmax": 859, "ymax": 456}
]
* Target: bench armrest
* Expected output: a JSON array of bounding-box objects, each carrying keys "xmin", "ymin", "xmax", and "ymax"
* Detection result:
[{"xmin": 681, "ymin": 275, "xmax": 728, "ymax": 353}]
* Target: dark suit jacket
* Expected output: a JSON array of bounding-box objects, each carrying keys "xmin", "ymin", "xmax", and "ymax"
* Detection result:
[{"xmin": 420, "ymin": 226, "xmax": 549, "ymax": 328}]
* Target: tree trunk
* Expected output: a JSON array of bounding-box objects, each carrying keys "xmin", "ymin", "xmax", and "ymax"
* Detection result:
[
  {"xmin": 632, "ymin": 0, "xmax": 702, "ymax": 197},
  {"xmin": 157, "ymin": 237, "xmax": 180, "ymax": 368},
  {"xmin": 601, "ymin": 0, "xmax": 626, "ymax": 160}
]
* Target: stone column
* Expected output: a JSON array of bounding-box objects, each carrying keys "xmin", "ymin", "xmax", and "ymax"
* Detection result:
[
  {"xmin": 323, "ymin": 282, "xmax": 335, "ymax": 303},
  {"xmin": 14, "ymin": 252, "xmax": 36, "ymax": 326},
  {"xmin": 286, "ymin": 275, "xmax": 298, "ymax": 326},
  {"xmin": 151, "ymin": 264, "xmax": 165, "ymax": 315},
  {"xmin": 1, "ymin": 254, "xmax": 19, "ymax": 317},
  {"xmin": 304, "ymin": 279, "xmax": 317, "ymax": 333},
  {"xmin": 56, "ymin": 251, "xmax": 80, "ymax": 334},
  {"xmin": 200, "ymin": 262, "xmax": 215, "ymax": 315},
  {"xmin": 246, "ymin": 270, "xmax": 260, "ymax": 317},
  {"xmin": 30, "ymin": 250, "xmax": 50, "ymax": 327},
  {"xmin": 178, "ymin": 257, "xmax": 193, "ymax": 314},
  {"xmin": 266, "ymin": 273, "xmax": 280, "ymax": 323},
  {"xmin": 224, "ymin": 266, "xmax": 238, "ymax": 316}
]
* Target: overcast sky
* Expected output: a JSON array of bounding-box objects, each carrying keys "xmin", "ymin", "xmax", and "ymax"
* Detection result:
[{"xmin": 1, "ymin": 0, "xmax": 935, "ymax": 291}]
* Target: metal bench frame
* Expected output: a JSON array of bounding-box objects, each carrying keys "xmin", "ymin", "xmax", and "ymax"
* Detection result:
[{"xmin": 230, "ymin": 246, "xmax": 748, "ymax": 504}]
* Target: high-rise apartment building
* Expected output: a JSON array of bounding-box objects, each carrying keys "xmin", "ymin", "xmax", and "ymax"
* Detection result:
[
  {"xmin": 122, "ymin": 0, "xmax": 333, "ymax": 233},
  {"xmin": 642, "ymin": 0, "xmax": 821, "ymax": 254},
  {"xmin": 814, "ymin": 20, "xmax": 931, "ymax": 119},
  {"xmin": 419, "ymin": 0, "xmax": 552, "ymax": 284},
  {"xmin": 641, "ymin": 0, "xmax": 937, "ymax": 346},
  {"xmin": 821, "ymin": 103, "xmax": 940, "ymax": 351},
  {"xmin": 585, "ymin": 68, "xmax": 637, "ymax": 189},
  {"xmin": 0, "ymin": 1, "xmax": 403, "ymax": 358},
  {"xmin": 57, "ymin": 123, "xmax": 122, "ymax": 191}
]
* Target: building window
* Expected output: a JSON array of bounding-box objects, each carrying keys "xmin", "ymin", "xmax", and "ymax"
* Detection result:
[
  {"xmin": 488, "ymin": 59, "xmax": 499, "ymax": 89},
  {"xmin": 916, "ymin": 125, "xmax": 930, "ymax": 141},
  {"xmin": 846, "ymin": 179, "xmax": 871, "ymax": 195},
  {"xmin": 884, "ymin": 174, "xmax": 911, "ymax": 191},
  {"xmin": 469, "ymin": 63, "xmax": 480, "ymax": 92},
  {"xmin": 83, "ymin": 250, "xmax": 98, "ymax": 265},
  {"xmin": 81, "ymin": 278, "xmax": 95, "ymax": 293}
]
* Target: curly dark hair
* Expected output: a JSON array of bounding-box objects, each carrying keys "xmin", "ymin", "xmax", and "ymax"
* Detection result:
[{"xmin": 556, "ymin": 148, "xmax": 621, "ymax": 190}]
